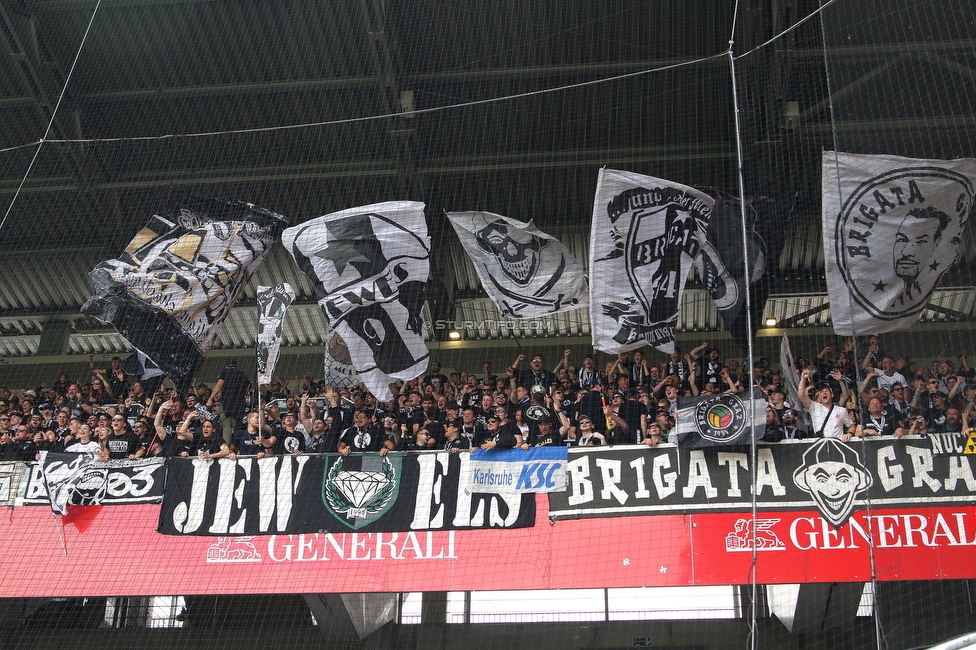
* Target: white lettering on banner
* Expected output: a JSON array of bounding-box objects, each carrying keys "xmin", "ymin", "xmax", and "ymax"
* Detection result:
[
  {"xmin": 682, "ymin": 451, "xmax": 718, "ymax": 499},
  {"xmin": 753, "ymin": 449, "xmax": 787, "ymax": 497},
  {"xmin": 174, "ymin": 456, "xmax": 308, "ymax": 535},
  {"xmin": 780, "ymin": 511, "xmax": 976, "ymax": 551},
  {"xmin": 566, "ymin": 457, "xmax": 592, "ymax": 505},
  {"xmin": 717, "ymin": 453, "xmax": 748, "ymax": 498},
  {"xmin": 595, "ymin": 459, "xmax": 628, "ymax": 504},
  {"xmin": 878, "ymin": 446, "xmax": 904, "ymax": 491},
  {"xmin": 263, "ymin": 531, "xmax": 458, "ymax": 562},
  {"xmin": 905, "ymin": 446, "xmax": 941, "ymax": 492},
  {"xmin": 411, "ymin": 452, "xmax": 523, "ymax": 529},
  {"xmin": 652, "ymin": 454, "xmax": 677, "ymax": 499}
]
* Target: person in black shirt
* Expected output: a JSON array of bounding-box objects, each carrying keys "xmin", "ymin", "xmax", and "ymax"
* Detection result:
[
  {"xmin": 442, "ymin": 420, "xmax": 471, "ymax": 453},
  {"xmin": 5, "ymin": 425, "xmax": 38, "ymax": 460},
  {"xmin": 338, "ymin": 410, "xmax": 383, "ymax": 455},
  {"xmin": 232, "ymin": 410, "xmax": 275, "ymax": 457},
  {"xmin": 480, "ymin": 415, "xmax": 517, "ymax": 450},
  {"xmin": 106, "ymin": 415, "xmax": 142, "ymax": 459},
  {"xmin": 188, "ymin": 417, "xmax": 231, "ymax": 459},
  {"xmin": 208, "ymin": 359, "xmax": 250, "ymax": 444}
]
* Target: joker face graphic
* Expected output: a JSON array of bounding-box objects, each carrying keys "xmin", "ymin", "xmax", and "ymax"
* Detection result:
[{"xmin": 793, "ymin": 439, "xmax": 872, "ymax": 527}]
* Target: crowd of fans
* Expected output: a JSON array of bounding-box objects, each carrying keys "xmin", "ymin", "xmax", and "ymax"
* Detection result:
[{"xmin": 0, "ymin": 336, "xmax": 973, "ymax": 461}]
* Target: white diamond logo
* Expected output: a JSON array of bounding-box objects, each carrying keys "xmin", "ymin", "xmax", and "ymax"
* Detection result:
[{"xmin": 334, "ymin": 470, "xmax": 388, "ymax": 508}]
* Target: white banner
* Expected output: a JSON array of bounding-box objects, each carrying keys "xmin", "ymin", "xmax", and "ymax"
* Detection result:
[
  {"xmin": 283, "ymin": 201, "xmax": 430, "ymax": 401},
  {"xmin": 589, "ymin": 169, "xmax": 711, "ymax": 354},
  {"xmin": 823, "ymin": 151, "xmax": 976, "ymax": 335},
  {"xmin": 447, "ymin": 211, "xmax": 587, "ymax": 318},
  {"xmin": 255, "ymin": 283, "xmax": 295, "ymax": 385}
]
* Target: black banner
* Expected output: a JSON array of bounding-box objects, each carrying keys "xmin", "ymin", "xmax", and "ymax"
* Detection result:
[
  {"xmin": 158, "ymin": 452, "xmax": 536, "ymax": 536},
  {"xmin": 549, "ymin": 435, "xmax": 976, "ymax": 527},
  {"xmin": 19, "ymin": 457, "xmax": 166, "ymax": 507}
]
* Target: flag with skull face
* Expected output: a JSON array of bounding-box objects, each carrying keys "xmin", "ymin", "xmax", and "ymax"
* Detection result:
[
  {"xmin": 255, "ymin": 283, "xmax": 295, "ymax": 386},
  {"xmin": 447, "ymin": 211, "xmax": 587, "ymax": 318}
]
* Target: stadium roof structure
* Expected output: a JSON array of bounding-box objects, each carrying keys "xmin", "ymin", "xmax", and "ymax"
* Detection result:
[{"xmin": 2, "ymin": 0, "xmax": 976, "ymax": 359}]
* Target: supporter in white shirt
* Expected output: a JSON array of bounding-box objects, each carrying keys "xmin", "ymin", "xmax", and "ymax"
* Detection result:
[{"xmin": 798, "ymin": 368, "xmax": 853, "ymax": 442}]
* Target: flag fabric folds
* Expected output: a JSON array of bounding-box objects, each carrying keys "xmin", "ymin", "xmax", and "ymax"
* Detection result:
[
  {"xmin": 323, "ymin": 327, "xmax": 360, "ymax": 388},
  {"xmin": 673, "ymin": 388, "xmax": 767, "ymax": 449},
  {"xmin": 823, "ymin": 151, "xmax": 976, "ymax": 336},
  {"xmin": 590, "ymin": 169, "xmax": 712, "ymax": 354},
  {"xmin": 447, "ymin": 211, "xmax": 587, "ymax": 318},
  {"xmin": 255, "ymin": 283, "xmax": 295, "ymax": 386},
  {"xmin": 695, "ymin": 195, "xmax": 788, "ymax": 352},
  {"xmin": 283, "ymin": 201, "xmax": 430, "ymax": 401},
  {"xmin": 82, "ymin": 190, "xmax": 287, "ymax": 392},
  {"xmin": 39, "ymin": 451, "xmax": 97, "ymax": 515}
]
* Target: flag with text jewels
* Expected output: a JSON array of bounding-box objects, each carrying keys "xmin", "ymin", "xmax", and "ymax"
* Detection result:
[
  {"xmin": 255, "ymin": 283, "xmax": 295, "ymax": 385},
  {"xmin": 694, "ymin": 194, "xmax": 788, "ymax": 352},
  {"xmin": 674, "ymin": 388, "xmax": 767, "ymax": 449},
  {"xmin": 589, "ymin": 169, "xmax": 711, "ymax": 354},
  {"xmin": 823, "ymin": 151, "xmax": 976, "ymax": 336},
  {"xmin": 447, "ymin": 211, "xmax": 587, "ymax": 318},
  {"xmin": 82, "ymin": 189, "xmax": 287, "ymax": 393},
  {"xmin": 284, "ymin": 202, "xmax": 430, "ymax": 402}
]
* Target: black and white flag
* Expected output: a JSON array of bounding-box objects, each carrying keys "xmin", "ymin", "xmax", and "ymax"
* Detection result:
[
  {"xmin": 38, "ymin": 451, "xmax": 97, "ymax": 515},
  {"xmin": 447, "ymin": 211, "xmax": 587, "ymax": 318},
  {"xmin": 695, "ymin": 195, "xmax": 788, "ymax": 351},
  {"xmin": 323, "ymin": 327, "xmax": 360, "ymax": 388},
  {"xmin": 823, "ymin": 151, "xmax": 976, "ymax": 335},
  {"xmin": 589, "ymin": 169, "xmax": 711, "ymax": 354},
  {"xmin": 673, "ymin": 388, "xmax": 767, "ymax": 449},
  {"xmin": 255, "ymin": 283, "xmax": 294, "ymax": 385},
  {"xmin": 284, "ymin": 201, "xmax": 430, "ymax": 401},
  {"xmin": 83, "ymin": 189, "xmax": 287, "ymax": 392}
]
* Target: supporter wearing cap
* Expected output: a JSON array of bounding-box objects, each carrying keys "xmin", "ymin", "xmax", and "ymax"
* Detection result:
[
  {"xmin": 480, "ymin": 414, "xmax": 517, "ymax": 450},
  {"xmin": 766, "ymin": 385, "xmax": 787, "ymax": 418},
  {"xmin": 442, "ymin": 420, "xmax": 471, "ymax": 453}
]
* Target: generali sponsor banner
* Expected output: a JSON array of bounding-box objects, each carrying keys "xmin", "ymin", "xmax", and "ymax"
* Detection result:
[
  {"xmin": 158, "ymin": 452, "xmax": 535, "ymax": 536},
  {"xmin": 468, "ymin": 447, "xmax": 568, "ymax": 493},
  {"xmin": 5, "ymin": 500, "xmax": 976, "ymax": 598},
  {"xmin": 17, "ymin": 458, "xmax": 166, "ymax": 508},
  {"xmin": 549, "ymin": 435, "xmax": 976, "ymax": 527}
]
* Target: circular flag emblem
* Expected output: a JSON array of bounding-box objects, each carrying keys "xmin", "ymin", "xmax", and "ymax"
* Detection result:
[{"xmin": 694, "ymin": 394, "xmax": 747, "ymax": 443}]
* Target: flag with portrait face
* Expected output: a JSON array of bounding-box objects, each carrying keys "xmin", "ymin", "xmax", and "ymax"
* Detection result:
[
  {"xmin": 590, "ymin": 169, "xmax": 711, "ymax": 354},
  {"xmin": 823, "ymin": 151, "xmax": 976, "ymax": 335},
  {"xmin": 447, "ymin": 211, "xmax": 587, "ymax": 318},
  {"xmin": 283, "ymin": 201, "xmax": 430, "ymax": 402},
  {"xmin": 82, "ymin": 189, "xmax": 287, "ymax": 393}
]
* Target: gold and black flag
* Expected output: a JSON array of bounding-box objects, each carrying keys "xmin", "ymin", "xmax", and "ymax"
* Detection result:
[{"xmin": 82, "ymin": 189, "xmax": 287, "ymax": 392}]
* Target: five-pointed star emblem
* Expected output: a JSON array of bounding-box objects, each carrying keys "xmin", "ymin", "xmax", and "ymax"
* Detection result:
[{"xmin": 314, "ymin": 224, "xmax": 371, "ymax": 274}]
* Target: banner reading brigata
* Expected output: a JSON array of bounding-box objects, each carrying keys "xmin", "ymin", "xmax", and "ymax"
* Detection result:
[
  {"xmin": 158, "ymin": 452, "xmax": 535, "ymax": 536},
  {"xmin": 549, "ymin": 435, "xmax": 976, "ymax": 527}
]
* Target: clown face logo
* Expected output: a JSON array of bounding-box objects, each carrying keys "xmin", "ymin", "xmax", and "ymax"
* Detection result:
[
  {"xmin": 476, "ymin": 221, "xmax": 548, "ymax": 286},
  {"xmin": 792, "ymin": 439, "xmax": 872, "ymax": 527}
]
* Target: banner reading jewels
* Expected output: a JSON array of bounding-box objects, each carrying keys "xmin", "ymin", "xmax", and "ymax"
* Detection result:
[
  {"xmin": 549, "ymin": 435, "xmax": 976, "ymax": 527},
  {"xmin": 18, "ymin": 457, "xmax": 166, "ymax": 508},
  {"xmin": 158, "ymin": 452, "xmax": 535, "ymax": 536}
]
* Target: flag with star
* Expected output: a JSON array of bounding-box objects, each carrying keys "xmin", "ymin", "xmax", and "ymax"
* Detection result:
[
  {"xmin": 283, "ymin": 201, "xmax": 430, "ymax": 401},
  {"xmin": 82, "ymin": 188, "xmax": 287, "ymax": 393},
  {"xmin": 823, "ymin": 151, "xmax": 976, "ymax": 335}
]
